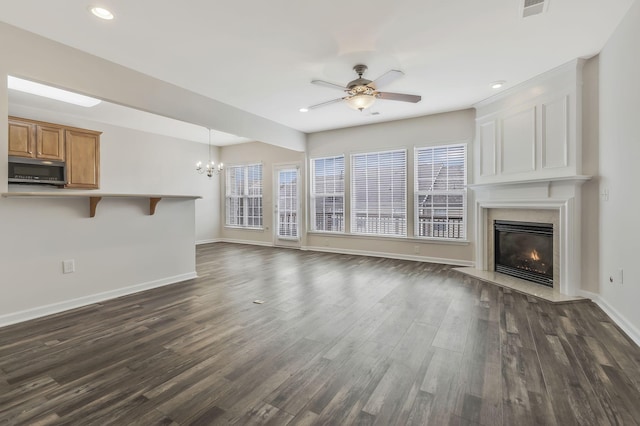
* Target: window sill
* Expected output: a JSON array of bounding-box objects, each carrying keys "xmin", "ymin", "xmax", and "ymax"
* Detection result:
[{"xmin": 224, "ymin": 226, "xmax": 265, "ymax": 231}]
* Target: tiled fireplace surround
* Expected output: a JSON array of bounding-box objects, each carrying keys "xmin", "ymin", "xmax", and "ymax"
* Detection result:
[{"xmin": 467, "ymin": 177, "xmax": 590, "ymax": 301}]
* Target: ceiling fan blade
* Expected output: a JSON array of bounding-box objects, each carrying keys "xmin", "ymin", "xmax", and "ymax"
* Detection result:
[
  {"xmin": 307, "ymin": 97, "xmax": 345, "ymax": 110},
  {"xmin": 377, "ymin": 92, "xmax": 421, "ymax": 103},
  {"xmin": 311, "ymin": 80, "xmax": 348, "ymax": 91},
  {"xmin": 370, "ymin": 70, "xmax": 404, "ymax": 89}
]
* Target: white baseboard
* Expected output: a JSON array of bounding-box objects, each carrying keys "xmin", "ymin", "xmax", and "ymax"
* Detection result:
[
  {"xmin": 0, "ymin": 272, "xmax": 198, "ymax": 329},
  {"xmin": 196, "ymin": 238, "xmax": 221, "ymax": 245},
  {"xmin": 302, "ymin": 245, "xmax": 475, "ymax": 267},
  {"xmin": 578, "ymin": 290, "xmax": 640, "ymax": 347},
  {"xmin": 220, "ymin": 238, "xmax": 274, "ymax": 247}
]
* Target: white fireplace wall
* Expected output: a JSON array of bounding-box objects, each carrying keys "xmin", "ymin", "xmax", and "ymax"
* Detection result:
[
  {"xmin": 471, "ymin": 58, "xmax": 593, "ymax": 298},
  {"xmin": 474, "ymin": 59, "xmax": 584, "ymax": 185},
  {"xmin": 473, "ymin": 178, "xmax": 587, "ymax": 297}
]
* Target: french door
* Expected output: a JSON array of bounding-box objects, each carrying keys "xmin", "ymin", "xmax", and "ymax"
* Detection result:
[{"xmin": 274, "ymin": 166, "xmax": 300, "ymax": 246}]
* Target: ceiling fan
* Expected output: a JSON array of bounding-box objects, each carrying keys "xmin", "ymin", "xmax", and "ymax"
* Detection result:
[{"xmin": 304, "ymin": 64, "xmax": 421, "ymax": 112}]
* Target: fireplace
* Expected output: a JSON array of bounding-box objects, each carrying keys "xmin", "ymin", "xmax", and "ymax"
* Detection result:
[{"xmin": 494, "ymin": 220, "xmax": 554, "ymax": 287}]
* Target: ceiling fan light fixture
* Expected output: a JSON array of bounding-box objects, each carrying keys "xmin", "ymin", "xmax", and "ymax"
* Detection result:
[{"xmin": 346, "ymin": 93, "xmax": 377, "ymax": 111}]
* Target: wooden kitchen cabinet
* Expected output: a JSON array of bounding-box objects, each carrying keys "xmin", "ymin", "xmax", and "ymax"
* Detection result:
[
  {"xmin": 8, "ymin": 117, "xmax": 65, "ymax": 161},
  {"xmin": 8, "ymin": 116, "xmax": 101, "ymax": 189},
  {"xmin": 65, "ymin": 129, "xmax": 101, "ymax": 189},
  {"xmin": 36, "ymin": 124, "xmax": 65, "ymax": 161},
  {"xmin": 8, "ymin": 118, "xmax": 35, "ymax": 157}
]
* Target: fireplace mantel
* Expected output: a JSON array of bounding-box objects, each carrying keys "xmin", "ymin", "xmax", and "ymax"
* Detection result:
[
  {"xmin": 469, "ymin": 175, "xmax": 591, "ymax": 189},
  {"xmin": 471, "ymin": 175, "xmax": 591, "ymax": 297}
]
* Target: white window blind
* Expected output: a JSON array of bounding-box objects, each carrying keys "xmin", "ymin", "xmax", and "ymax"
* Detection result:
[
  {"xmin": 415, "ymin": 144, "xmax": 466, "ymax": 239},
  {"xmin": 310, "ymin": 156, "xmax": 345, "ymax": 232},
  {"xmin": 351, "ymin": 150, "xmax": 407, "ymax": 236},
  {"xmin": 226, "ymin": 164, "xmax": 263, "ymax": 228},
  {"xmin": 277, "ymin": 168, "xmax": 299, "ymax": 239}
]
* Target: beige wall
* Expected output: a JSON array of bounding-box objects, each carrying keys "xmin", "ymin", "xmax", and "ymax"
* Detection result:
[
  {"xmin": 580, "ymin": 56, "xmax": 600, "ymax": 293},
  {"xmin": 220, "ymin": 141, "xmax": 306, "ymax": 247},
  {"xmin": 305, "ymin": 109, "xmax": 476, "ymax": 265},
  {"xmin": 597, "ymin": 0, "xmax": 640, "ymax": 341}
]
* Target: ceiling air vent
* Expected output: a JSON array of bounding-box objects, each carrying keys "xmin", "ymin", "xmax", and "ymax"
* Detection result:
[{"xmin": 521, "ymin": 0, "xmax": 548, "ymax": 18}]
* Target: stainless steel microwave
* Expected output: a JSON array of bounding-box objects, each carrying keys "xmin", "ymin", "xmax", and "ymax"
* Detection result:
[{"xmin": 8, "ymin": 156, "xmax": 66, "ymax": 185}]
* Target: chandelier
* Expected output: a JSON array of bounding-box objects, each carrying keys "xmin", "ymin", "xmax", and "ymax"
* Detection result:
[{"xmin": 196, "ymin": 128, "xmax": 223, "ymax": 177}]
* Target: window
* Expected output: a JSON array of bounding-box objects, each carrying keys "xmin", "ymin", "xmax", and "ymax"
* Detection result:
[
  {"xmin": 277, "ymin": 168, "xmax": 299, "ymax": 239},
  {"xmin": 351, "ymin": 150, "xmax": 407, "ymax": 236},
  {"xmin": 225, "ymin": 164, "xmax": 263, "ymax": 228},
  {"xmin": 415, "ymin": 144, "xmax": 466, "ymax": 239},
  {"xmin": 310, "ymin": 156, "xmax": 345, "ymax": 232}
]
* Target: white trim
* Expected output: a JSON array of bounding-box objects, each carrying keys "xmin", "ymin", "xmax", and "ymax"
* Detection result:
[
  {"xmin": 414, "ymin": 142, "xmax": 468, "ymax": 241},
  {"xmin": 220, "ymin": 238, "xmax": 273, "ymax": 247},
  {"xmin": 224, "ymin": 225, "xmax": 264, "ymax": 231},
  {"xmin": 0, "ymin": 272, "xmax": 197, "ymax": 329},
  {"xmin": 475, "ymin": 198, "xmax": 575, "ymax": 295},
  {"xmin": 469, "ymin": 175, "xmax": 591, "ymax": 189},
  {"xmin": 578, "ymin": 290, "xmax": 640, "ymax": 347},
  {"xmin": 302, "ymin": 245, "xmax": 474, "ymax": 267},
  {"xmin": 196, "ymin": 238, "xmax": 221, "ymax": 245}
]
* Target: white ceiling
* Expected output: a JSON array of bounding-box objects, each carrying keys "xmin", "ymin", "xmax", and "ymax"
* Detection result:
[
  {"xmin": 8, "ymin": 90, "xmax": 252, "ymax": 146},
  {"xmin": 0, "ymin": 0, "xmax": 635, "ymax": 135}
]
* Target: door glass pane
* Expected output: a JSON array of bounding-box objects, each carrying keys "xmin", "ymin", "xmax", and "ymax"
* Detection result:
[{"xmin": 278, "ymin": 169, "xmax": 298, "ymax": 238}]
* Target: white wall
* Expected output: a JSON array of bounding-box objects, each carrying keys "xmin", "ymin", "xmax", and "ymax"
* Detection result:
[
  {"xmin": 474, "ymin": 60, "xmax": 584, "ymax": 184},
  {"xmin": 0, "ymin": 21, "xmax": 268, "ymax": 326},
  {"xmin": 8, "ymin": 104, "xmax": 220, "ymax": 243},
  {"xmin": 597, "ymin": 0, "xmax": 640, "ymax": 341},
  {"xmin": 0, "ymin": 104, "xmax": 219, "ymax": 326},
  {"xmin": 306, "ymin": 110, "xmax": 476, "ymax": 265}
]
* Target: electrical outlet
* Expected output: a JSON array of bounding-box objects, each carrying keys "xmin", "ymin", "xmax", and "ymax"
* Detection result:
[
  {"xmin": 63, "ymin": 259, "xmax": 75, "ymax": 274},
  {"xmin": 414, "ymin": 245, "xmax": 420, "ymax": 254}
]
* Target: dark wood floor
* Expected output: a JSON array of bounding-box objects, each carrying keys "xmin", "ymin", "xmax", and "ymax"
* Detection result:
[{"xmin": 1, "ymin": 243, "xmax": 640, "ymax": 425}]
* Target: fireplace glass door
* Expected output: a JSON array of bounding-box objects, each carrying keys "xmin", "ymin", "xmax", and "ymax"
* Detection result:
[{"xmin": 494, "ymin": 220, "xmax": 553, "ymax": 287}]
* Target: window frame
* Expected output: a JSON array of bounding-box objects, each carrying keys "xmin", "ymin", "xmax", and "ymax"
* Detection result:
[
  {"xmin": 276, "ymin": 166, "xmax": 301, "ymax": 240},
  {"xmin": 350, "ymin": 149, "xmax": 407, "ymax": 237},
  {"xmin": 414, "ymin": 143, "xmax": 467, "ymax": 241},
  {"xmin": 309, "ymin": 155, "xmax": 346, "ymax": 233},
  {"xmin": 225, "ymin": 163, "xmax": 263, "ymax": 230}
]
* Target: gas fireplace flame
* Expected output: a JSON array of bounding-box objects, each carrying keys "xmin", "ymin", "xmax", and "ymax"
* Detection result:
[{"xmin": 530, "ymin": 249, "xmax": 540, "ymax": 261}]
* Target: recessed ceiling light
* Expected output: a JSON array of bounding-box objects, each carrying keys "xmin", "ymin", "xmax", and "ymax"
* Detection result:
[
  {"xmin": 90, "ymin": 7, "xmax": 114, "ymax": 20},
  {"xmin": 8, "ymin": 76, "xmax": 102, "ymax": 107},
  {"xmin": 491, "ymin": 81, "xmax": 506, "ymax": 89},
  {"xmin": 299, "ymin": 108, "xmax": 309, "ymax": 113}
]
